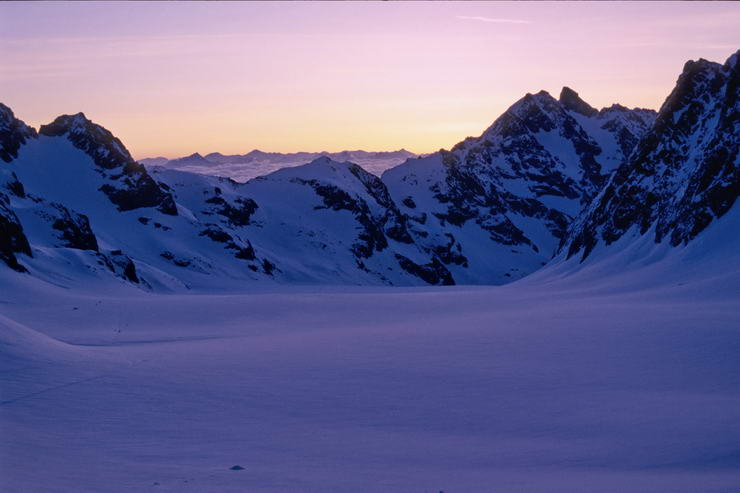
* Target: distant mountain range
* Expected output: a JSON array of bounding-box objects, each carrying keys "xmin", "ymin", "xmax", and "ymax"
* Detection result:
[
  {"xmin": 140, "ymin": 149, "xmax": 419, "ymax": 181},
  {"xmin": 1, "ymin": 49, "xmax": 737, "ymax": 289}
]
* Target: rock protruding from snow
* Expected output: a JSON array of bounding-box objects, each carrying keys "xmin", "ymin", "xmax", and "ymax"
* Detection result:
[
  {"xmin": 382, "ymin": 88, "xmax": 655, "ymax": 284},
  {"xmin": 39, "ymin": 113, "xmax": 177, "ymax": 215},
  {"xmin": 40, "ymin": 113, "xmax": 133, "ymax": 170},
  {"xmin": 0, "ymin": 103, "xmax": 37, "ymax": 164},
  {"xmin": 561, "ymin": 50, "xmax": 739, "ymax": 261},
  {"xmin": 559, "ymin": 87, "xmax": 598, "ymax": 117},
  {"xmin": 3, "ymin": 50, "xmax": 737, "ymax": 289},
  {"xmin": 154, "ymin": 156, "xmax": 454, "ymax": 286},
  {"xmin": 0, "ymin": 193, "xmax": 31, "ymax": 272}
]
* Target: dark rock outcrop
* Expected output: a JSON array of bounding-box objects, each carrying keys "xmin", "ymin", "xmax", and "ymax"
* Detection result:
[
  {"xmin": 559, "ymin": 87, "xmax": 598, "ymax": 117},
  {"xmin": 39, "ymin": 114, "xmax": 177, "ymax": 215},
  {"xmin": 0, "ymin": 193, "xmax": 31, "ymax": 272},
  {"xmin": 562, "ymin": 50, "xmax": 739, "ymax": 260},
  {"xmin": 49, "ymin": 204, "xmax": 99, "ymax": 251},
  {"xmin": 383, "ymin": 87, "xmax": 656, "ymax": 283},
  {"xmin": 0, "ymin": 103, "xmax": 37, "ymax": 163}
]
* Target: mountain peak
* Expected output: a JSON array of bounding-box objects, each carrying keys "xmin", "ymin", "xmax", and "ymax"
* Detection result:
[
  {"xmin": 494, "ymin": 90, "xmax": 557, "ymax": 120},
  {"xmin": 559, "ymin": 86, "xmax": 598, "ymax": 117},
  {"xmin": 681, "ymin": 57, "xmax": 723, "ymax": 78},
  {"xmin": 0, "ymin": 103, "xmax": 38, "ymax": 163},
  {"xmin": 310, "ymin": 155, "xmax": 335, "ymax": 166},
  {"xmin": 39, "ymin": 113, "xmax": 137, "ymax": 170},
  {"xmin": 0, "ymin": 103, "xmax": 19, "ymax": 126},
  {"xmin": 523, "ymin": 90, "xmax": 555, "ymax": 103},
  {"xmin": 724, "ymin": 49, "xmax": 739, "ymax": 70},
  {"xmin": 561, "ymin": 50, "xmax": 739, "ymax": 261}
]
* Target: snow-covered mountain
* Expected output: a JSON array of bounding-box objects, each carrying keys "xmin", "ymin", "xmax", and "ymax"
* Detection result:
[
  {"xmin": 0, "ymin": 106, "xmax": 450, "ymax": 288},
  {"xmin": 381, "ymin": 87, "xmax": 656, "ymax": 284},
  {"xmin": 150, "ymin": 158, "xmax": 453, "ymax": 286},
  {"xmin": 141, "ymin": 148, "xmax": 417, "ymax": 182},
  {"xmin": 2, "ymin": 50, "xmax": 738, "ymax": 290},
  {"xmin": 559, "ymin": 51, "xmax": 739, "ymax": 264},
  {"xmin": 0, "ymin": 106, "xmax": 270, "ymax": 290}
]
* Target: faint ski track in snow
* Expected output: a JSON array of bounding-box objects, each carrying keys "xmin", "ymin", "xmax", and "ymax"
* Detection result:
[{"xmin": 0, "ymin": 373, "xmax": 112, "ymax": 407}]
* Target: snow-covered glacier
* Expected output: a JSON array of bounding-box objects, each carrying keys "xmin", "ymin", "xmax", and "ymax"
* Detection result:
[{"xmin": 1, "ymin": 50, "xmax": 738, "ymax": 492}]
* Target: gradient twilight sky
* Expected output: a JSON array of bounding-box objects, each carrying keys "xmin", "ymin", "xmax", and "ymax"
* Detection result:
[{"xmin": 1, "ymin": 2, "xmax": 738, "ymax": 159}]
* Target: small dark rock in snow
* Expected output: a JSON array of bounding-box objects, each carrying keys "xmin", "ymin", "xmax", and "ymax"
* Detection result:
[{"xmin": 230, "ymin": 465, "xmax": 244, "ymax": 471}]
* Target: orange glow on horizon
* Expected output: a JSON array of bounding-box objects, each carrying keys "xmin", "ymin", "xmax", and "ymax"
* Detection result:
[{"xmin": 1, "ymin": 1, "xmax": 738, "ymax": 159}]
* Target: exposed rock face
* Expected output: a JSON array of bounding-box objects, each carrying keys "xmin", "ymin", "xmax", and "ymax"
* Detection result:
[
  {"xmin": 106, "ymin": 250, "xmax": 139, "ymax": 283},
  {"xmin": 40, "ymin": 113, "xmax": 135, "ymax": 170},
  {"xmin": 235, "ymin": 157, "xmax": 453, "ymax": 285},
  {"xmin": 146, "ymin": 157, "xmax": 454, "ymax": 285},
  {"xmin": 2, "ymin": 50, "xmax": 737, "ymax": 289},
  {"xmin": 204, "ymin": 190, "xmax": 258, "ymax": 227},
  {"xmin": 39, "ymin": 114, "xmax": 177, "ymax": 215},
  {"xmin": 98, "ymin": 161, "xmax": 177, "ymax": 214},
  {"xmin": 597, "ymin": 104, "xmax": 658, "ymax": 162},
  {"xmin": 289, "ymin": 160, "xmax": 414, "ymax": 261},
  {"xmin": 395, "ymin": 254, "xmax": 454, "ymax": 286},
  {"xmin": 382, "ymin": 89, "xmax": 656, "ymax": 283},
  {"xmin": 47, "ymin": 204, "xmax": 99, "ymax": 251},
  {"xmin": 0, "ymin": 193, "xmax": 31, "ymax": 272},
  {"xmin": 559, "ymin": 87, "xmax": 599, "ymax": 117},
  {"xmin": 562, "ymin": 51, "xmax": 739, "ymax": 260},
  {"xmin": 199, "ymin": 226, "xmax": 257, "ymax": 261},
  {"xmin": 0, "ymin": 103, "xmax": 37, "ymax": 164}
]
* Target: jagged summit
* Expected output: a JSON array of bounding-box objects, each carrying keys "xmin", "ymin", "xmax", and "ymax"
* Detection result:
[
  {"xmin": 40, "ymin": 112, "xmax": 136, "ymax": 170},
  {"xmin": 1, "ymin": 50, "xmax": 736, "ymax": 288},
  {"xmin": 0, "ymin": 103, "xmax": 37, "ymax": 163},
  {"xmin": 725, "ymin": 49, "xmax": 739, "ymax": 69},
  {"xmin": 560, "ymin": 49, "xmax": 739, "ymax": 261},
  {"xmin": 559, "ymin": 86, "xmax": 598, "ymax": 117},
  {"xmin": 382, "ymin": 77, "xmax": 659, "ymax": 284}
]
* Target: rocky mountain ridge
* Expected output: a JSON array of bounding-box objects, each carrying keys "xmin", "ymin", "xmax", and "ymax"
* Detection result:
[
  {"xmin": 560, "ymin": 52, "xmax": 738, "ymax": 260},
  {"xmin": 1, "ymin": 50, "xmax": 737, "ymax": 289},
  {"xmin": 141, "ymin": 149, "xmax": 418, "ymax": 182}
]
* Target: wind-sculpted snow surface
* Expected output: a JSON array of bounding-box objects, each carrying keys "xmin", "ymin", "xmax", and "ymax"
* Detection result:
[
  {"xmin": 562, "ymin": 50, "xmax": 739, "ymax": 260},
  {"xmin": 1, "ymin": 267, "xmax": 739, "ymax": 492}
]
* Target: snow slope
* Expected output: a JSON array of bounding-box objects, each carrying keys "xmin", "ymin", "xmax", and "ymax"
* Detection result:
[
  {"xmin": 1, "ymin": 107, "xmax": 449, "ymax": 288},
  {"xmin": 151, "ymin": 158, "xmax": 452, "ymax": 286},
  {"xmin": 1, "ymin": 265, "xmax": 739, "ymax": 492},
  {"xmin": 1, "ymin": 50, "xmax": 739, "ymax": 493}
]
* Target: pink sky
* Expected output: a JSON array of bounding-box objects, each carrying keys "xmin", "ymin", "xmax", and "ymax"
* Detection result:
[{"xmin": 1, "ymin": 1, "xmax": 738, "ymax": 159}]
